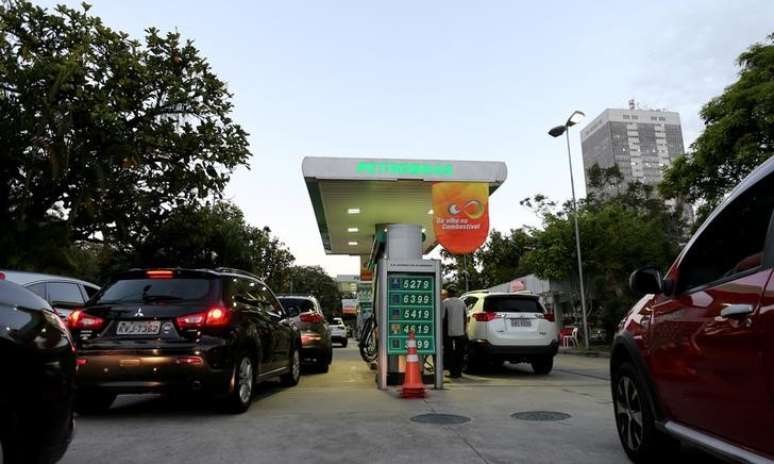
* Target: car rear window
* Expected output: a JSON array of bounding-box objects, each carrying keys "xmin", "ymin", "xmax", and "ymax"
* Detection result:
[
  {"xmin": 278, "ymin": 298, "xmax": 315, "ymax": 317},
  {"xmin": 95, "ymin": 278, "xmax": 213, "ymax": 304},
  {"xmin": 484, "ymin": 295, "xmax": 543, "ymax": 313}
]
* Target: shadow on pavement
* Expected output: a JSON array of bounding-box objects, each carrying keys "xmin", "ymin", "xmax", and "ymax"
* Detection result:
[{"xmin": 78, "ymin": 381, "xmax": 287, "ymax": 419}]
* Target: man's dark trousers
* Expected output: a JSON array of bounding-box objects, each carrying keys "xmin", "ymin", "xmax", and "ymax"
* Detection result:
[{"xmin": 444, "ymin": 335, "xmax": 467, "ymax": 377}]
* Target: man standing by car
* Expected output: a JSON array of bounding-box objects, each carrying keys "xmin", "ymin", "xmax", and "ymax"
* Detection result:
[{"xmin": 442, "ymin": 287, "xmax": 467, "ymax": 378}]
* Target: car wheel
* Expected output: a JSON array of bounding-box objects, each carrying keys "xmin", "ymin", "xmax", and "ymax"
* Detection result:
[
  {"xmin": 225, "ymin": 354, "xmax": 254, "ymax": 414},
  {"xmin": 464, "ymin": 350, "xmax": 485, "ymax": 374},
  {"xmin": 341, "ymin": 339, "xmax": 348, "ymax": 348},
  {"xmin": 530, "ymin": 355, "xmax": 554, "ymax": 375},
  {"xmin": 75, "ymin": 389, "xmax": 117, "ymax": 414},
  {"xmin": 316, "ymin": 350, "xmax": 331, "ymax": 373},
  {"xmin": 281, "ymin": 345, "xmax": 301, "ymax": 387},
  {"xmin": 613, "ymin": 362, "xmax": 679, "ymax": 462}
]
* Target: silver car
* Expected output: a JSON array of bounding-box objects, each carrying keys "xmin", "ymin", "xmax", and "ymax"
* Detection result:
[
  {"xmin": 0, "ymin": 270, "xmax": 100, "ymax": 318},
  {"xmin": 277, "ymin": 295, "xmax": 333, "ymax": 372}
]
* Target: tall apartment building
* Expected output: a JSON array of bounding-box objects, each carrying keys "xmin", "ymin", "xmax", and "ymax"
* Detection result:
[{"xmin": 580, "ymin": 102, "xmax": 685, "ymax": 196}]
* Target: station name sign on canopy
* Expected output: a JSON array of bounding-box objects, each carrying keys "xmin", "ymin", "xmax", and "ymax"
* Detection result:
[{"xmin": 302, "ymin": 156, "xmax": 507, "ymax": 257}]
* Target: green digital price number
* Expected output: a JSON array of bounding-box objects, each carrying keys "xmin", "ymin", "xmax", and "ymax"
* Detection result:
[
  {"xmin": 390, "ymin": 275, "xmax": 432, "ymax": 291},
  {"xmin": 386, "ymin": 273, "xmax": 436, "ymax": 355},
  {"xmin": 389, "ymin": 337, "xmax": 433, "ymax": 352},
  {"xmin": 390, "ymin": 293, "xmax": 431, "ymax": 306},
  {"xmin": 389, "ymin": 322, "xmax": 432, "ymax": 336}
]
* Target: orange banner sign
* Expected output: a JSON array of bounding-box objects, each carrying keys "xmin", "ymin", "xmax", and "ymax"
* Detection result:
[{"xmin": 432, "ymin": 182, "xmax": 489, "ymax": 254}]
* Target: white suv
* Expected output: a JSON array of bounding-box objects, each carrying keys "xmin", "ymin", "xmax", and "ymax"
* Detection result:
[
  {"xmin": 330, "ymin": 317, "xmax": 348, "ymax": 347},
  {"xmin": 461, "ymin": 291, "xmax": 559, "ymax": 374}
]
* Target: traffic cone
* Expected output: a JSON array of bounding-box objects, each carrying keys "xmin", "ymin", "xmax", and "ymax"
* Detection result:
[{"xmin": 400, "ymin": 330, "xmax": 426, "ymax": 398}]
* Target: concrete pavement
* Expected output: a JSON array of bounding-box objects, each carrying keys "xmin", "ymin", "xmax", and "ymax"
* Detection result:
[{"xmin": 61, "ymin": 344, "xmax": 718, "ymax": 464}]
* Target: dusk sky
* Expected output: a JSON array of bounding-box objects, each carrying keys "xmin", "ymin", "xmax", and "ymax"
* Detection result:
[{"xmin": 37, "ymin": 0, "xmax": 774, "ymax": 276}]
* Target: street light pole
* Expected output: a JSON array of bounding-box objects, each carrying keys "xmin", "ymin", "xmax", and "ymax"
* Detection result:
[
  {"xmin": 548, "ymin": 110, "xmax": 590, "ymax": 350},
  {"xmin": 564, "ymin": 128, "xmax": 590, "ymax": 350}
]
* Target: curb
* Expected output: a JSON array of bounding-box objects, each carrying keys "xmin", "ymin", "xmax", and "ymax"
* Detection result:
[{"xmin": 559, "ymin": 349, "xmax": 611, "ymax": 359}]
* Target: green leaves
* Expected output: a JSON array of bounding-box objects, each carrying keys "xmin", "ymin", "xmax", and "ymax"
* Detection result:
[
  {"xmin": 284, "ymin": 266, "xmax": 342, "ymax": 317},
  {"xmin": 661, "ymin": 32, "xmax": 774, "ymax": 211},
  {"xmin": 132, "ymin": 201, "xmax": 294, "ymax": 288},
  {"xmin": 0, "ymin": 1, "xmax": 250, "ymax": 274}
]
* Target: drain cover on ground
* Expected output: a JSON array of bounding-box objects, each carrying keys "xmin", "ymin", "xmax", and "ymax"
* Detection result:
[
  {"xmin": 410, "ymin": 413, "xmax": 471, "ymax": 425},
  {"xmin": 511, "ymin": 411, "xmax": 571, "ymax": 421}
]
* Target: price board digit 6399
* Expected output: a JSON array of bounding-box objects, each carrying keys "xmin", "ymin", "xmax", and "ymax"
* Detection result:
[{"xmin": 386, "ymin": 273, "xmax": 436, "ymax": 355}]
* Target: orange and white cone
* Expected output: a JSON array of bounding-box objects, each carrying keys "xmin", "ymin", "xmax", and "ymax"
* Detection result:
[{"xmin": 400, "ymin": 330, "xmax": 426, "ymax": 398}]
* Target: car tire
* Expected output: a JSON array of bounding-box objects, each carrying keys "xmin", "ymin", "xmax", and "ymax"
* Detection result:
[
  {"xmin": 464, "ymin": 351, "xmax": 486, "ymax": 374},
  {"xmin": 280, "ymin": 345, "xmax": 301, "ymax": 387},
  {"xmin": 224, "ymin": 354, "xmax": 255, "ymax": 414},
  {"xmin": 613, "ymin": 362, "xmax": 679, "ymax": 462},
  {"xmin": 341, "ymin": 339, "xmax": 348, "ymax": 348},
  {"xmin": 75, "ymin": 389, "xmax": 116, "ymax": 414},
  {"xmin": 316, "ymin": 350, "xmax": 331, "ymax": 373},
  {"xmin": 530, "ymin": 355, "xmax": 554, "ymax": 375}
]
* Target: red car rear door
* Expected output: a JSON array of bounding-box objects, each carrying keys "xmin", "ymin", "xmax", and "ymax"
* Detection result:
[{"xmin": 649, "ymin": 171, "xmax": 773, "ymax": 454}]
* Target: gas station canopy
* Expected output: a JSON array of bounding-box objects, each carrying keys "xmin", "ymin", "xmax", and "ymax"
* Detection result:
[{"xmin": 302, "ymin": 157, "xmax": 508, "ymax": 255}]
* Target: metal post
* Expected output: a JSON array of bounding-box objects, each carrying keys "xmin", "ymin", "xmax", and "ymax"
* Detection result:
[
  {"xmin": 462, "ymin": 254, "xmax": 469, "ymax": 293},
  {"xmin": 565, "ymin": 129, "xmax": 590, "ymax": 350}
]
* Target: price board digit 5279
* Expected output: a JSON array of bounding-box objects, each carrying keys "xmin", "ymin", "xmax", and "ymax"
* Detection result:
[{"xmin": 386, "ymin": 273, "xmax": 436, "ymax": 355}]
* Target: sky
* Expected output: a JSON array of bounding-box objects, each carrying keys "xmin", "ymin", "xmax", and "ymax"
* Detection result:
[{"xmin": 37, "ymin": 0, "xmax": 774, "ymax": 276}]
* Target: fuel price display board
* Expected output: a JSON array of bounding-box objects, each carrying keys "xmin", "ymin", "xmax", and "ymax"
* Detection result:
[{"xmin": 386, "ymin": 273, "xmax": 436, "ymax": 355}]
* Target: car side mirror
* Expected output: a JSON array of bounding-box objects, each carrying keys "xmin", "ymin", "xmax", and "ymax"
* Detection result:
[{"xmin": 629, "ymin": 267, "xmax": 664, "ymax": 295}]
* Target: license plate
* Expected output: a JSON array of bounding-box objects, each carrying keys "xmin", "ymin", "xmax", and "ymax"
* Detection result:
[
  {"xmin": 116, "ymin": 320, "xmax": 161, "ymax": 335},
  {"xmin": 510, "ymin": 318, "xmax": 532, "ymax": 328}
]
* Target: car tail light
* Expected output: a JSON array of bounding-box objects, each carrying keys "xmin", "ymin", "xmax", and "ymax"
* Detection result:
[
  {"xmin": 146, "ymin": 269, "xmax": 174, "ymax": 279},
  {"xmin": 66, "ymin": 310, "xmax": 105, "ymax": 331},
  {"xmin": 299, "ymin": 312, "xmax": 324, "ymax": 323},
  {"xmin": 301, "ymin": 333, "xmax": 322, "ymax": 345},
  {"xmin": 176, "ymin": 356, "xmax": 204, "ymax": 366},
  {"xmin": 0, "ymin": 272, "xmax": 5, "ymax": 280},
  {"xmin": 542, "ymin": 312, "xmax": 556, "ymax": 322},
  {"xmin": 473, "ymin": 312, "xmax": 497, "ymax": 322},
  {"xmin": 76, "ymin": 358, "xmax": 88, "ymax": 367},
  {"xmin": 176, "ymin": 306, "xmax": 230, "ymax": 330}
]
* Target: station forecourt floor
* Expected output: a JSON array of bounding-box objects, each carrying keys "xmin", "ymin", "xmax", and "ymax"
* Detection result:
[{"xmin": 62, "ymin": 344, "xmax": 721, "ymax": 464}]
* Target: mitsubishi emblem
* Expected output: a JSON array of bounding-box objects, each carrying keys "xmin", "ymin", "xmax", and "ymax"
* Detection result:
[{"xmin": 134, "ymin": 307, "xmax": 145, "ymax": 318}]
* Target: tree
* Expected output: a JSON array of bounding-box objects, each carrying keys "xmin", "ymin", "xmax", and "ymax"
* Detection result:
[
  {"xmin": 0, "ymin": 1, "xmax": 250, "ymax": 273},
  {"xmin": 131, "ymin": 202, "xmax": 294, "ymax": 290},
  {"xmin": 440, "ymin": 249, "xmax": 482, "ymax": 292},
  {"xmin": 474, "ymin": 229, "xmax": 534, "ymax": 288},
  {"xmin": 282, "ymin": 265, "xmax": 341, "ymax": 318},
  {"xmin": 661, "ymin": 33, "xmax": 774, "ymax": 215},
  {"xmin": 521, "ymin": 185, "xmax": 682, "ymax": 339}
]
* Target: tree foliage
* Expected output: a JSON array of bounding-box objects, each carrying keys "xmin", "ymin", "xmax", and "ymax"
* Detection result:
[
  {"xmin": 0, "ymin": 1, "xmax": 250, "ymax": 273},
  {"xmin": 131, "ymin": 202, "xmax": 294, "ymax": 290},
  {"xmin": 474, "ymin": 229, "xmax": 533, "ymax": 288},
  {"xmin": 520, "ymin": 182, "xmax": 682, "ymax": 337},
  {"xmin": 661, "ymin": 32, "xmax": 774, "ymax": 213},
  {"xmin": 440, "ymin": 228, "xmax": 535, "ymax": 291},
  {"xmin": 282, "ymin": 265, "xmax": 341, "ymax": 318}
]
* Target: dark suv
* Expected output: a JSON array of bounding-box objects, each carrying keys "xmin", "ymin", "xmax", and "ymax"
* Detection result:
[
  {"xmin": 69, "ymin": 268, "xmax": 301, "ymax": 414},
  {"xmin": 612, "ymin": 157, "xmax": 773, "ymax": 463}
]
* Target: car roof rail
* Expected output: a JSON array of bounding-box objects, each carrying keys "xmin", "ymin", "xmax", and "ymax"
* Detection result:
[{"xmin": 214, "ymin": 267, "xmax": 262, "ymax": 281}]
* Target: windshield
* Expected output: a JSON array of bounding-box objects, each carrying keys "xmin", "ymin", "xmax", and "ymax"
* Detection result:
[
  {"xmin": 278, "ymin": 297, "xmax": 315, "ymax": 317},
  {"xmin": 484, "ymin": 295, "xmax": 544, "ymax": 313},
  {"xmin": 95, "ymin": 278, "xmax": 213, "ymax": 304}
]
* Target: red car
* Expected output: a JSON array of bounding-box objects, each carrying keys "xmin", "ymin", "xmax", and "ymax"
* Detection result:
[{"xmin": 611, "ymin": 157, "xmax": 773, "ymax": 463}]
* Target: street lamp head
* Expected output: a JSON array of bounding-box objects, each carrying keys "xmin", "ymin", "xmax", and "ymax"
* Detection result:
[
  {"xmin": 566, "ymin": 110, "xmax": 585, "ymax": 127},
  {"xmin": 548, "ymin": 125, "xmax": 566, "ymax": 138}
]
